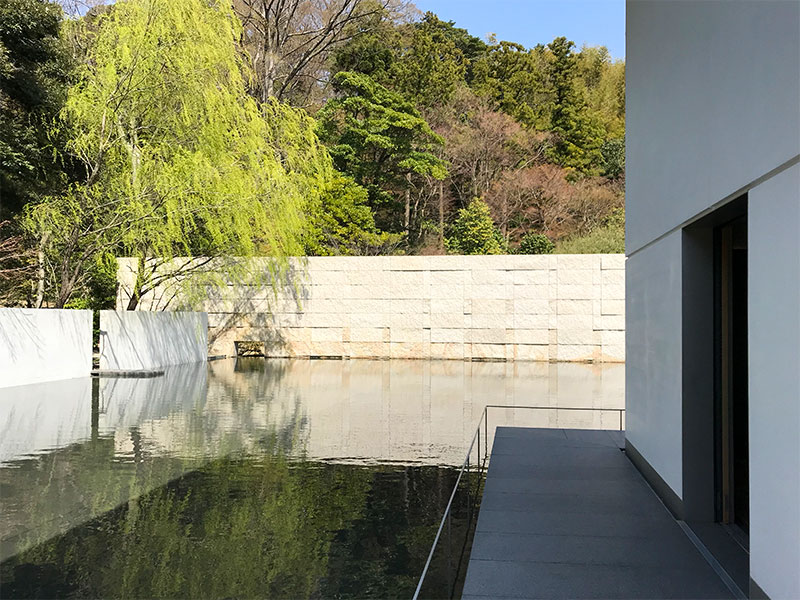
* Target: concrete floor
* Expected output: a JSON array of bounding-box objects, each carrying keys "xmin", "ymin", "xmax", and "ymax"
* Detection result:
[{"xmin": 462, "ymin": 427, "xmax": 735, "ymax": 599}]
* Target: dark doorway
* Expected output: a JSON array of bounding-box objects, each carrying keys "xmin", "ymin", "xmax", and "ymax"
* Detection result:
[
  {"xmin": 681, "ymin": 198, "xmax": 750, "ymax": 593},
  {"xmin": 714, "ymin": 216, "xmax": 749, "ymax": 544}
]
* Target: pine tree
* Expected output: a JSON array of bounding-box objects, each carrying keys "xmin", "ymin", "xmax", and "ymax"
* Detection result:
[
  {"xmin": 316, "ymin": 71, "xmax": 447, "ymax": 234},
  {"xmin": 545, "ymin": 37, "xmax": 604, "ymax": 174}
]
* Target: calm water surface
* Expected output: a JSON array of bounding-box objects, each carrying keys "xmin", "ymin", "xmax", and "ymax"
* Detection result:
[{"xmin": 0, "ymin": 358, "xmax": 623, "ymax": 599}]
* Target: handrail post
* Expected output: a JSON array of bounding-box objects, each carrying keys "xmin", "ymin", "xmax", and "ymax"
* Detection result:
[
  {"xmin": 484, "ymin": 407, "xmax": 488, "ymax": 464},
  {"xmin": 467, "ymin": 454, "xmax": 471, "ymax": 519}
]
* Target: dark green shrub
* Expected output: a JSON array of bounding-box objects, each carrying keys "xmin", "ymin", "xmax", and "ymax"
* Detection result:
[{"xmin": 517, "ymin": 233, "xmax": 555, "ymax": 255}]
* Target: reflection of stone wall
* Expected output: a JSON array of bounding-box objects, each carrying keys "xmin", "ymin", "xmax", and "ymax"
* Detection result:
[
  {"xmin": 206, "ymin": 358, "xmax": 625, "ymax": 465},
  {"xmin": 0, "ymin": 358, "xmax": 624, "ymax": 561},
  {"xmin": 0, "ymin": 377, "xmax": 92, "ymax": 462},
  {"xmin": 117, "ymin": 255, "xmax": 625, "ymax": 362}
]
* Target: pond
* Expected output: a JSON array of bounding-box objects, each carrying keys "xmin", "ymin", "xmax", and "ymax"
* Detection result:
[{"xmin": 0, "ymin": 358, "xmax": 624, "ymax": 599}]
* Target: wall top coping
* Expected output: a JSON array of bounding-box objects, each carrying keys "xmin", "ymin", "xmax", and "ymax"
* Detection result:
[{"xmin": 116, "ymin": 254, "xmax": 626, "ymax": 272}]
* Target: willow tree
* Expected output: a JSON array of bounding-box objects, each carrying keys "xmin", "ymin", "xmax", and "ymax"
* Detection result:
[{"xmin": 22, "ymin": 0, "xmax": 332, "ymax": 308}]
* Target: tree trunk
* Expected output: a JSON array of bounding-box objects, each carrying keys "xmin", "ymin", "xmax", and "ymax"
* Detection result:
[
  {"xmin": 265, "ymin": 46, "xmax": 274, "ymax": 100},
  {"xmin": 126, "ymin": 256, "xmax": 145, "ymax": 310},
  {"xmin": 502, "ymin": 196, "xmax": 508, "ymax": 240},
  {"xmin": 404, "ymin": 173, "xmax": 411, "ymax": 236},
  {"xmin": 35, "ymin": 231, "xmax": 50, "ymax": 308},
  {"xmin": 126, "ymin": 291, "xmax": 139, "ymax": 311},
  {"xmin": 438, "ymin": 180, "xmax": 444, "ymax": 252}
]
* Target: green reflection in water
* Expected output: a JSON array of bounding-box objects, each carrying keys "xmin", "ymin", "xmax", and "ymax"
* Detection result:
[{"xmin": 1, "ymin": 443, "xmax": 472, "ymax": 599}]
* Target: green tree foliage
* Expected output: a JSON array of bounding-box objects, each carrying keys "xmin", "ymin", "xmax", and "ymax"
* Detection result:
[
  {"xmin": 330, "ymin": 6, "xmax": 400, "ymax": 84},
  {"xmin": 470, "ymin": 37, "xmax": 612, "ymax": 176},
  {"xmin": 471, "ymin": 41, "xmax": 552, "ymax": 130},
  {"xmin": 425, "ymin": 14, "xmax": 487, "ymax": 81},
  {"xmin": 333, "ymin": 12, "xmax": 477, "ymax": 110},
  {"xmin": 315, "ymin": 71, "xmax": 447, "ymax": 233},
  {"xmin": 258, "ymin": 98, "xmax": 395, "ymax": 257},
  {"xmin": 445, "ymin": 199, "xmax": 504, "ymax": 255},
  {"xmin": 0, "ymin": 0, "xmax": 73, "ymax": 217},
  {"xmin": 545, "ymin": 37, "xmax": 605, "ymax": 174},
  {"xmin": 22, "ymin": 0, "xmax": 330, "ymax": 308},
  {"xmin": 433, "ymin": 86, "xmax": 545, "ymax": 208},
  {"xmin": 326, "ymin": 17, "xmax": 626, "ymax": 254},
  {"xmin": 517, "ymin": 232, "xmax": 554, "ymax": 254},
  {"xmin": 303, "ymin": 174, "xmax": 402, "ymax": 255},
  {"xmin": 0, "ymin": 219, "xmax": 35, "ymax": 305},
  {"xmin": 388, "ymin": 13, "xmax": 467, "ymax": 109},
  {"xmin": 600, "ymin": 136, "xmax": 625, "ymax": 179},
  {"xmin": 575, "ymin": 44, "xmax": 625, "ymax": 139}
]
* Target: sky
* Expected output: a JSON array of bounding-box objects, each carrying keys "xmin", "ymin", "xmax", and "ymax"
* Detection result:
[{"xmin": 412, "ymin": 0, "xmax": 626, "ymax": 60}]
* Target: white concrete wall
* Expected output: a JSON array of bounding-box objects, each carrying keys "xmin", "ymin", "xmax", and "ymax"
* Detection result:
[
  {"xmin": 99, "ymin": 310, "xmax": 208, "ymax": 371},
  {"xmin": 626, "ymin": 0, "xmax": 800, "ymax": 253},
  {"xmin": 0, "ymin": 308, "xmax": 92, "ymax": 388},
  {"xmin": 625, "ymin": 231, "xmax": 683, "ymax": 498},
  {"xmin": 748, "ymin": 165, "xmax": 800, "ymax": 600},
  {"xmin": 153, "ymin": 255, "xmax": 626, "ymax": 363},
  {"xmin": 628, "ymin": 1, "xmax": 800, "ymax": 595}
]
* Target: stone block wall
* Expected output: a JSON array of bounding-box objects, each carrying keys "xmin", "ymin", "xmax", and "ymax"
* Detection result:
[{"xmin": 177, "ymin": 254, "xmax": 625, "ymax": 362}]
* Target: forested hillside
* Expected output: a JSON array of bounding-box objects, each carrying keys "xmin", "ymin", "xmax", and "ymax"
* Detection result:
[
  {"xmin": 231, "ymin": 1, "xmax": 626, "ymax": 255},
  {"xmin": 0, "ymin": 0, "xmax": 624, "ymax": 308}
]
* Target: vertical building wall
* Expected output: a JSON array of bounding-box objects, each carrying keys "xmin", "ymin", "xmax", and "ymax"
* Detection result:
[
  {"xmin": 748, "ymin": 165, "xmax": 800, "ymax": 599},
  {"xmin": 627, "ymin": 1, "xmax": 800, "ymax": 597},
  {"xmin": 626, "ymin": 0, "xmax": 800, "ymax": 255},
  {"xmin": 0, "ymin": 308, "xmax": 93, "ymax": 388},
  {"xmin": 625, "ymin": 232, "xmax": 683, "ymax": 498}
]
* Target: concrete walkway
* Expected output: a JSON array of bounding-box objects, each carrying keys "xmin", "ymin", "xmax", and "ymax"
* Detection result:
[{"xmin": 462, "ymin": 427, "xmax": 734, "ymax": 600}]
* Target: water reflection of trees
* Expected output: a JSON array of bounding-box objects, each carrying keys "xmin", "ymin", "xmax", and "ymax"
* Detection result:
[
  {"xmin": 0, "ymin": 359, "xmax": 502, "ymax": 598},
  {"xmin": 2, "ymin": 435, "xmax": 369, "ymax": 599},
  {"xmin": 1, "ymin": 360, "xmax": 301, "ymax": 564},
  {"xmin": 320, "ymin": 465, "xmax": 473, "ymax": 599},
  {"xmin": 1, "ymin": 445, "xmax": 470, "ymax": 599}
]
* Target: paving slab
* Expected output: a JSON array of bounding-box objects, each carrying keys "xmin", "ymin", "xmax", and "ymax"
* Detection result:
[{"xmin": 462, "ymin": 427, "xmax": 734, "ymax": 599}]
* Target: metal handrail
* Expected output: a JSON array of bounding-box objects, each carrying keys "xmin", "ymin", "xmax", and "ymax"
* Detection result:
[
  {"xmin": 412, "ymin": 404, "xmax": 625, "ymax": 600},
  {"xmin": 412, "ymin": 404, "xmax": 488, "ymax": 600}
]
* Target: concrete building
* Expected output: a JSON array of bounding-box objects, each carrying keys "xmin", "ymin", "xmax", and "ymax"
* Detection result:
[{"xmin": 626, "ymin": 1, "xmax": 800, "ymax": 598}]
